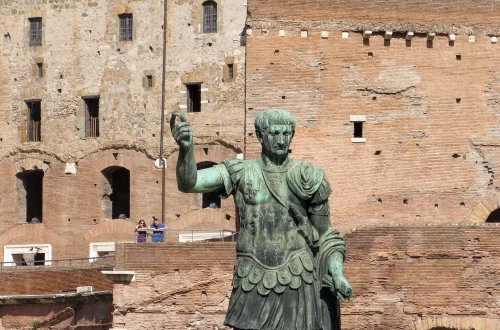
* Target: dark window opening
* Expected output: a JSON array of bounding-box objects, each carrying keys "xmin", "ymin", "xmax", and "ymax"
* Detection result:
[
  {"xmin": 186, "ymin": 83, "xmax": 201, "ymax": 113},
  {"xmin": 228, "ymin": 64, "xmax": 234, "ymax": 79},
  {"xmin": 119, "ymin": 14, "xmax": 133, "ymax": 41},
  {"xmin": 147, "ymin": 75, "xmax": 153, "ymax": 88},
  {"xmin": 203, "ymin": 1, "xmax": 217, "ymax": 33},
  {"xmin": 84, "ymin": 97, "xmax": 99, "ymax": 138},
  {"xmin": 197, "ymin": 162, "xmax": 221, "ymax": 208},
  {"xmin": 37, "ymin": 63, "xmax": 43, "ymax": 78},
  {"xmin": 12, "ymin": 252, "xmax": 45, "ymax": 266},
  {"xmin": 353, "ymin": 122, "xmax": 363, "ymax": 138},
  {"xmin": 456, "ymin": 54, "xmax": 462, "ymax": 60},
  {"xmin": 17, "ymin": 170, "xmax": 44, "ymax": 223},
  {"xmin": 486, "ymin": 208, "xmax": 500, "ymax": 223},
  {"xmin": 26, "ymin": 100, "xmax": 41, "ymax": 142},
  {"xmin": 102, "ymin": 167, "xmax": 130, "ymax": 219},
  {"xmin": 29, "ymin": 17, "xmax": 42, "ymax": 46}
]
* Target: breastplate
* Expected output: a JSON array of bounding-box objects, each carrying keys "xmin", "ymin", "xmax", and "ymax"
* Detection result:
[{"xmin": 234, "ymin": 160, "xmax": 308, "ymax": 268}]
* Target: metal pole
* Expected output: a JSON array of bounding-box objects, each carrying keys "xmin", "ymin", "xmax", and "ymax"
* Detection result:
[{"xmin": 159, "ymin": 0, "xmax": 168, "ymax": 224}]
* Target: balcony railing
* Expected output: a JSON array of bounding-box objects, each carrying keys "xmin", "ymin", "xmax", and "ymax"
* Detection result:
[
  {"xmin": 0, "ymin": 255, "xmax": 114, "ymax": 272},
  {"xmin": 134, "ymin": 228, "xmax": 238, "ymax": 243}
]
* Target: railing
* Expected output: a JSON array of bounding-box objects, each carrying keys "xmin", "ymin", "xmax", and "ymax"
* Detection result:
[
  {"xmin": 0, "ymin": 255, "xmax": 115, "ymax": 272},
  {"xmin": 134, "ymin": 228, "xmax": 238, "ymax": 243}
]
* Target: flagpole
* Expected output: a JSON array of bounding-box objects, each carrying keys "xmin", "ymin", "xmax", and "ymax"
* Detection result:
[{"xmin": 159, "ymin": 0, "xmax": 168, "ymax": 224}]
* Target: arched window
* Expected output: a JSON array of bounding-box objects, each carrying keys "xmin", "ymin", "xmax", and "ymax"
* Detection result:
[
  {"xmin": 202, "ymin": 1, "xmax": 217, "ymax": 33},
  {"xmin": 486, "ymin": 208, "xmax": 500, "ymax": 223},
  {"xmin": 102, "ymin": 166, "xmax": 130, "ymax": 219},
  {"xmin": 197, "ymin": 161, "xmax": 221, "ymax": 208}
]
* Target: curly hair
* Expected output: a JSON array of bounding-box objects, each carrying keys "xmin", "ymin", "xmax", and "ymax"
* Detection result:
[{"xmin": 254, "ymin": 109, "xmax": 296, "ymax": 135}]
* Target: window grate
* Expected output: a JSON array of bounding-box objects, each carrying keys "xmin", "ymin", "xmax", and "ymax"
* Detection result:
[
  {"xmin": 119, "ymin": 14, "xmax": 133, "ymax": 41},
  {"xmin": 147, "ymin": 75, "xmax": 153, "ymax": 88},
  {"xmin": 228, "ymin": 64, "xmax": 234, "ymax": 79},
  {"xmin": 203, "ymin": 1, "xmax": 217, "ymax": 33},
  {"xmin": 29, "ymin": 18, "xmax": 42, "ymax": 47},
  {"xmin": 26, "ymin": 101, "xmax": 41, "ymax": 142},
  {"xmin": 84, "ymin": 98, "xmax": 100, "ymax": 138}
]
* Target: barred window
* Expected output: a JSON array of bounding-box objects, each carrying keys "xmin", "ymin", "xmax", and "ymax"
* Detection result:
[
  {"xmin": 26, "ymin": 100, "xmax": 41, "ymax": 142},
  {"xmin": 29, "ymin": 18, "xmax": 42, "ymax": 47},
  {"xmin": 228, "ymin": 64, "xmax": 234, "ymax": 79},
  {"xmin": 119, "ymin": 14, "xmax": 133, "ymax": 41},
  {"xmin": 84, "ymin": 97, "xmax": 100, "ymax": 138},
  {"xmin": 37, "ymin": 63, "xmax": 43, "ymax": 78},
  {"xmin": 147, "ymin": 75, "xmax": 153, "ymax": 88},
  {"xmin": 202, "ymin": 1, "xmax": 217, "ymax": 33}
]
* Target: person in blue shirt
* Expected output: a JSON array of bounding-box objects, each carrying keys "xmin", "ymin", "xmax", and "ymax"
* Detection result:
[{"xmin": 150, "ymin": 217, "xmax": 166, "ymax": 242}]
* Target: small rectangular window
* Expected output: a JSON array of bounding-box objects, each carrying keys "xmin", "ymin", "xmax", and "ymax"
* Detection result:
[
  {"xmin": 119, "ymin": 14, "xmax": 133, "ymax": 41},
  {"xmin": 147, "ymin": 75, "xmax": 153, "ymax": 88},
  {"xmin": 29, "ymin": 17, "xmax": 42, "ymax": 47},
  {"xmin": 84, "ymin": 97, "xmax": 100, "ymax": 138},
  {"xmin": 353, "ymin": 122, "xmax": 363, "ymax": 138},
  {"xmin": 228, "ymin": 64, "xmax": 234, "ymax": 79},
  {"xmin": 26, "ymin": 100, "xmax": 41, "ymax": 142},
  {"xmin": 37, "ymin": 63, "xmax": 43, "ymax": 78},
  {"xmin": 186, "ymin": 84, "xmax": 201, "ymax": 113}
]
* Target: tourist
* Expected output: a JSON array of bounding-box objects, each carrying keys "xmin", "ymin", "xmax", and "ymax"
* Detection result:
[
  {"xmin": 135, "ymin": 219, "xmax": 147, "ymax": 243},
  {"xmin": 150, "ymin": 217, "xmax": 166, "ymax": 243}
]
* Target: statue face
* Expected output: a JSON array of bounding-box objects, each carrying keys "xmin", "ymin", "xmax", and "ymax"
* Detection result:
[{"xmin": 260, "ymin": 125, "xmax": 293, "ymax": 158}]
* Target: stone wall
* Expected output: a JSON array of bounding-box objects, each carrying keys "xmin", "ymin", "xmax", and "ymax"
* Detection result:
[
  {"xmin": 0, "ymin": 0, "xmax": 246, "ymax": 260},
  {"xmin": 111, "ymin": 224, "xmax": 500, "ymax": 330},
  {"xmin": 0, "ymin": 269, "xmax": 113, "ymax": 329},
  {"xmin": 245, "ymin": 0, "xmax": 500, "ymax": 232}
]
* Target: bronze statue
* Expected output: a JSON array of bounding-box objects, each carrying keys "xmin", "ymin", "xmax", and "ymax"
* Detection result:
[{"xmin": 171, "ymin": 109, "xmax": 352, "ymax": 330}]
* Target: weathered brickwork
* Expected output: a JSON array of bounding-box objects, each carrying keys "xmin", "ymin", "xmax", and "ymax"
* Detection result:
[
  {"xmin": 0, "ymin": 269, "xmax": 113, "ymax": 329},
  {"xmin": 112, "ymin": 225, "xmax": 500, "ymax": 329},
  {"xmin": 245, "ymin": 0, "xmax": 500, "ymax": 232},
  {"xmin": 0, "ymin": 0, "xmax": 246, "ymax": 260}
]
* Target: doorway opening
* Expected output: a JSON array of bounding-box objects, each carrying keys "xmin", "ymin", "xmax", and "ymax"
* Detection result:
[
  {"xmin": 197, "ymin": 161, "xmax": 221, "ymax": 208},
  {"xmin": 102, "ymin": 166, "xmax": 130, "ymax": 219},
  {"xmin": 17, "ymin": 170, "xmax": 43, "ymax": 223}
]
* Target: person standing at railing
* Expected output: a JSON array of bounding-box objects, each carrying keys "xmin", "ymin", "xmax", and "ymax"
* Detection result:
[
  {"xmin": 135, "ymin": 219, "xmax": 148, "ymax": 243},
  {"xmin": 150, "ymin": 217, "xmax": 166, "ymax": 242}
]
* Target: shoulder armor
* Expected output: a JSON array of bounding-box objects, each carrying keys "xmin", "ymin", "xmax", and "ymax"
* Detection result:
[{"xmin": 287, "ymin": 161, "xmax": 330, "ymax": 202}]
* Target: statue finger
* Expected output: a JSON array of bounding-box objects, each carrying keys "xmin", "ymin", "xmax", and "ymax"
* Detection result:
[
  {"xmin": 176, "ymin": 131, "xmax": 192, "ymax": 141},
  {"xmin": 169, "ymin": 113, "xmax": 177, "ymax": 131},
  {"xmin": 180, "ymin": 113, "xmax": 188, "ymax": 122},
  {"xmin": 174, "ymin": 126, "xmax": 191, "ymax": 137}
]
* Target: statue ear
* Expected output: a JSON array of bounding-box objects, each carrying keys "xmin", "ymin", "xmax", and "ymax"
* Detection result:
[{"xmin": 256, "ymin": 130, "xmax": 264, "ymax": 143}]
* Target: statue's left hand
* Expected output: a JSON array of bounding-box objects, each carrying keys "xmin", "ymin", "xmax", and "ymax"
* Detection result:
[{"xmin": 329, "ymin": 262, "xmax": 353, "ymax": 301}]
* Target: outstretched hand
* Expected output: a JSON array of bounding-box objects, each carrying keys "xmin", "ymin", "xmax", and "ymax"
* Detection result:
[{"xmin": 170, "ymin": 113, "xmax": 193, "ymax": 150}]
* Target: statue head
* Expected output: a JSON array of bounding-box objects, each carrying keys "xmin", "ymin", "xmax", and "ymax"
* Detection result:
[{"xmin": 255, "ymin": 109, "xmax": 296, "ymax": 160}]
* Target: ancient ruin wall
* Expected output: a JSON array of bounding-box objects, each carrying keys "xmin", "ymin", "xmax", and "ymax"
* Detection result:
[
  {"xmin": 0, "ymin": 0, "xmax": 246, "ymax": 260},
  {"xmin": 245, "ymin": 0, "xmax": 500, "ymax": 231},
  {"xmin": 111, "ymin": 225, "xmax": 500, "ymax": 330}
]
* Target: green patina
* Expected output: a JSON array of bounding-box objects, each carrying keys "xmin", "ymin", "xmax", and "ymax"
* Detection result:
[{"xmin": 171, "ymin": 109, "xmax": 352, "ymax": 330}]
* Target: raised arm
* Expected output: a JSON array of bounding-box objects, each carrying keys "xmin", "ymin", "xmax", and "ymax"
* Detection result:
[{"xmin": 170, "ymin": 113, "xmax": 225, "ymax": 193}]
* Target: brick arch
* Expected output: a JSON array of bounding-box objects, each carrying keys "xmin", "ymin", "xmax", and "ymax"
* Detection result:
[
  {"xmin": 0, "ymin": 225, "xmax": 61, "ymax": 247},
  {"xmin": 411, "ymin": 317, "xmax": 500, "ymax": 330},
  {"xmin": 470, "ymin": 193, "xmax": 500, "ymax": 222},
  {"xmin": 169, "ymin": 209, "xmax": 236, "ymax": 231},
  {"xmin": 13, "ymin": 157, "xmax": 50, "ymax": 174},
  {"xmin": 83, "ymin": 220, "xmax": 137, "ymax": 243},
  {"xmin": 87, "ymin": 150, "xmax": 139, "ymax": 173},
  {"xmin": 167, "ymin": 144, "xmax": 237, "ymax": 166}
]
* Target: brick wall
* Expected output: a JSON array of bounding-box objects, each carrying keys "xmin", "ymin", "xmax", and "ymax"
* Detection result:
[
  {"xmin": 0, "ymin": 269, "xmax": 112, "ymax": 295},
  {"xmin": 0, "ymin": 0, "xmax": 245, "ymax": 260},
  {"xmin": 112, "ymin": 224, "xmax": 500, "ymax": 329},
  {"xmin": 245, "ymin": 0, "xmax": 500, "ymax": 232}
]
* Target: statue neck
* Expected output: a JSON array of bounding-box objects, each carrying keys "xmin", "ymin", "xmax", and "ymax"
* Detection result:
[{"xmin": 260, "ymin": 153, "xmax": 289, "ymax": 167}]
